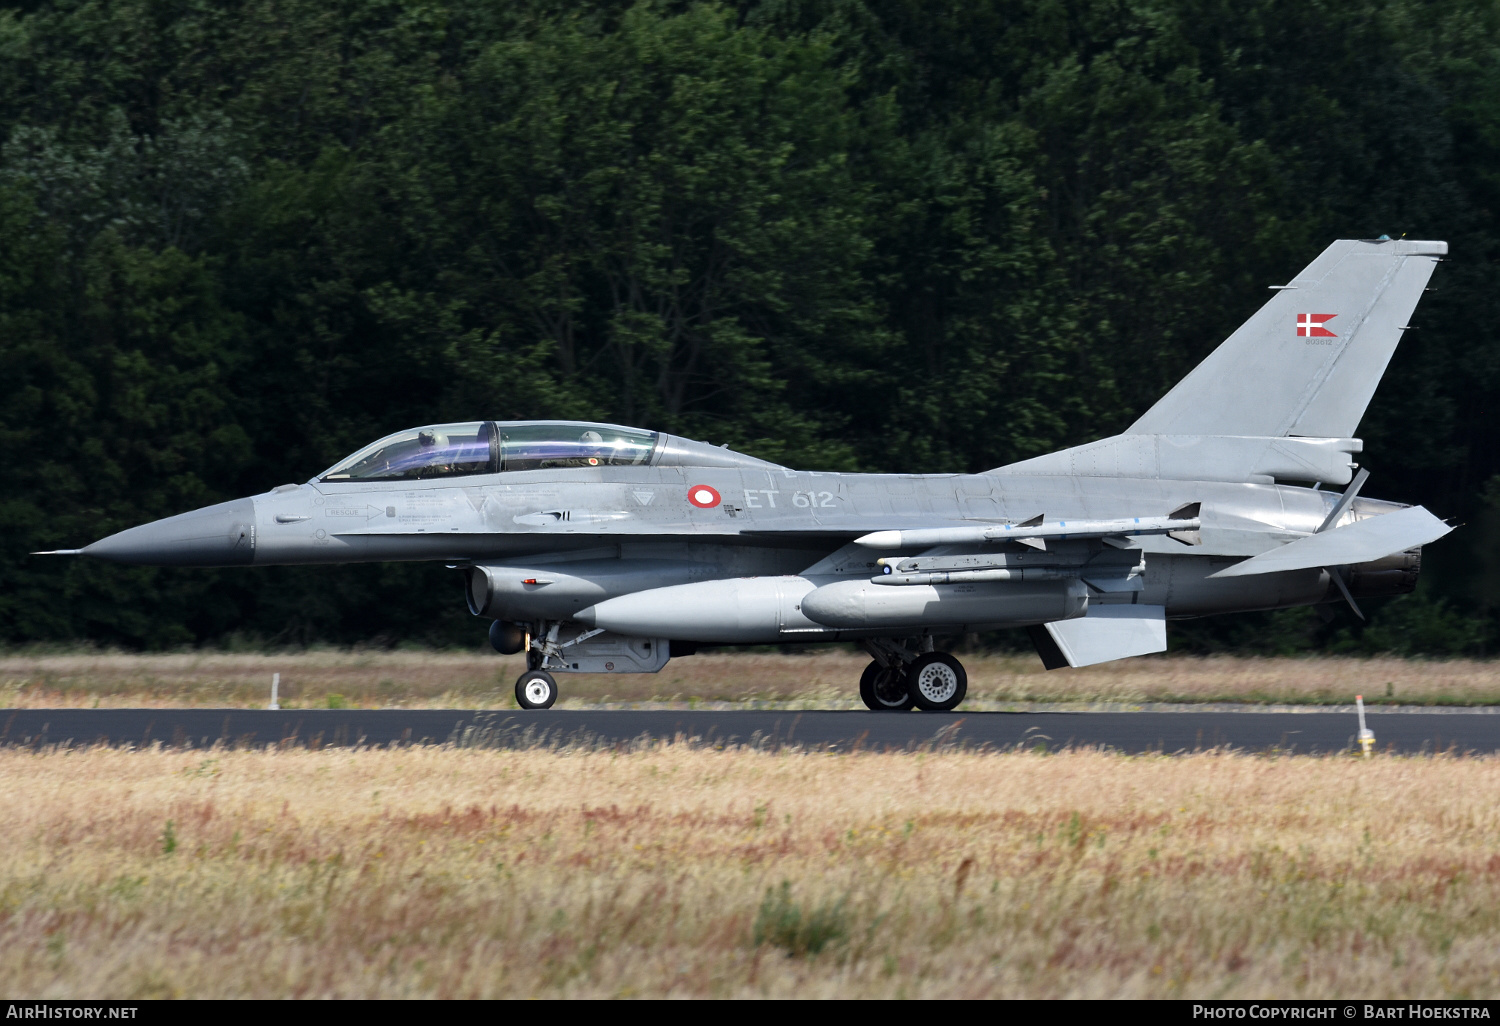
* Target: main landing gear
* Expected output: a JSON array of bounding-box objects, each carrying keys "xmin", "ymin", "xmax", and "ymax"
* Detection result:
[{"xmin": 857, "ymin": 640, "xmax": 967, "ymax": 712}]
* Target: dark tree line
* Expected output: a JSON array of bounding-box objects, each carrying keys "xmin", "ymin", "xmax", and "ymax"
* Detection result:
[{"xmin": 2, "ymin": 0, "xmax": 1499, "ymax": 653}]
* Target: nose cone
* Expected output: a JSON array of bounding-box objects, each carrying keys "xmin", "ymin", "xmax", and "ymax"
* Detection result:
[{"xmin": 83, "ymin": 498, "xmax": 257, "ymax": 566}]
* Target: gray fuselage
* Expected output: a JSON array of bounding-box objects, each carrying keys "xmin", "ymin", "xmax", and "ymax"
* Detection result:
[{"xmin": 87, "ymin": 449, "xmax": 1407, "ymax": 638}]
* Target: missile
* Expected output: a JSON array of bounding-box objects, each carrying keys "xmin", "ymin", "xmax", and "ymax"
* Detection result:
[{"xmin": 855, "ymin": 505, "xmax": 1202, "ymax": 550}]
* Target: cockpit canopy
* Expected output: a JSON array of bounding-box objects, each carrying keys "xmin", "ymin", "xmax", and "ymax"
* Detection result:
[{"xmin": 319, "ymin": 421, "xmax": 659, "ymax": 481}]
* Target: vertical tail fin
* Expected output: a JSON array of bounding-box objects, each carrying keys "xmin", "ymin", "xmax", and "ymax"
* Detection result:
[
  {"xmin": 1127, "ymin": 238, "xmax": 1445, "ymax": 437},
  {"xmin": 995, "ymin": 239, "xmax": 1446, "ymax": 484}
]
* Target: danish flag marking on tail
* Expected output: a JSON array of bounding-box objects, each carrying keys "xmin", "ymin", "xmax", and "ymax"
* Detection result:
[{"xmin": 1297, "ymin": 313, "xmax": 1337, "ymax": 337}]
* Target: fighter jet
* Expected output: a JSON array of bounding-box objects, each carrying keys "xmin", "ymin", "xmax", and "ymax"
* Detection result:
[{"xmin": 40, "ymin": 238, "xmax": 1455, "ymax": 711}]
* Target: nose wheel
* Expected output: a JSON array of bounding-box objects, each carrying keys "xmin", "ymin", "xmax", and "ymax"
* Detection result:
[{"xmin": 515, "ymin": 669, "xmax": 558, "ymax": 709}]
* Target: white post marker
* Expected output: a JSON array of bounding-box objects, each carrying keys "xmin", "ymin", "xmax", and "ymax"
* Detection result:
[
  {"xmin": 1355, "ymin": 694, "xmax": 1374, "ymax": 757},
  {"xmin": 269, "ymin": 672, "xmax": 281, "ymax": 711}
]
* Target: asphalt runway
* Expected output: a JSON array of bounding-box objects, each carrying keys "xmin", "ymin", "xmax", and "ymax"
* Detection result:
[{"xmin": 2, "ymin": 707, "xmax": 1498, "ymax": 754}]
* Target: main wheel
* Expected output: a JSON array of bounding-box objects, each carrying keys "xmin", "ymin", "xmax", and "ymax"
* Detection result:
[
  {"xmin": 906, "ymin": 652, "xmax": 967, "ymax": 711},
  {"xmin": 859, "ymin": 659, "xmax": 916, "ymax": 711},
  {"xmin": 515, "ymin": 668, "xmax": 558, "ymax": 709}
]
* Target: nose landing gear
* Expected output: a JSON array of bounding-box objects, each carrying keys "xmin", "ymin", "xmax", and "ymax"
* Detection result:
[{"xmin": 513, "ymin": 621, "xmax": 561, "ymax": 709}]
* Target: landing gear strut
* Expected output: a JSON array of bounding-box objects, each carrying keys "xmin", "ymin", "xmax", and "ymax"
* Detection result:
[
  {"xmin": 516, "ymin": 621, "xmax": 561, "ymax": 708},
  {"xmin": 857, "ymin": 640, "xmax": 968, "ymax": 712}
]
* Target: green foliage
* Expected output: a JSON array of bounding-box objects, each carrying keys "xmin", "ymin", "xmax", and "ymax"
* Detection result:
[
  {"xmin": 0, "ymin": 0, "xmax": 1498, "ymax": 652},
  {"xmin": 1169, "ymin": 607, "xmax": 1328, "ymax": 658},
  {"xmin": 753, "ymin": 881, "xmax": 849, "ymax": 956},
  {"xmin": 1331, "ymin": 589, "xmax": 1490, "ymax": 657}
]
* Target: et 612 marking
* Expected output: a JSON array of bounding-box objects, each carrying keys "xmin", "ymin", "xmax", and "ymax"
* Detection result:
[
  {"xmin": 794, "ymin": 491, "xmax": 837, "ymax": 508},
  {"xmin": 743, "ymin": 490, "xmax": 836, "ymax": 509}
]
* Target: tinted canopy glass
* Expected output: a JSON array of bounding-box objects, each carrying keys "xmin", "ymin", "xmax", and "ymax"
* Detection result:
[
  {"xmin": 319, "ymin": 421, "xmax": 658, "ymax": 481},
  {"xmin": 320, "ymin": 422, "xmax": 497, "ymax": 481},
  {"xmin": 498, "ymin": 423, "xmax": 657, "ymax": 471}
]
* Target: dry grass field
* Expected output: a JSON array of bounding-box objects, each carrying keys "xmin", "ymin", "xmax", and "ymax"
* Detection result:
[
  {"xmin": 1, "ymin": 743, "xmax": 1498, "ymax": 998},
  {"xmin": 3, "ymin": 650, "xmax": 1499, "ymax": 709}
]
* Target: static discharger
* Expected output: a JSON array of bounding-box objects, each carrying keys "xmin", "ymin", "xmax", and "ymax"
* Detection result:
[
  {"xmin": 269, "ymin": 672, "xmax": 281, "ymax": 711},
  {"xmin": 1355, "ymin": 694, "xmax": 1374, "ymax": 757}
]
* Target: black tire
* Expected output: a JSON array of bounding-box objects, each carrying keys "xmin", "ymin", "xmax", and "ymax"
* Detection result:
[
  {"xmin": 859, "ymin": 659, "xmax": 916, "ymax": 711},
  {"xmin": 906, "ymin": 652, "xmax": 967, "ymax": 711},
  {"xmin": 515, "ymin": 669, "xmax": 558, "ymax": 709}
]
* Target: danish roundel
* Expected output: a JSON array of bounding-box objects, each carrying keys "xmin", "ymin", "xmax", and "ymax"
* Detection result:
[{"xmin": 688, "ymin": 484, "xmax": 721, "ymax": 509}]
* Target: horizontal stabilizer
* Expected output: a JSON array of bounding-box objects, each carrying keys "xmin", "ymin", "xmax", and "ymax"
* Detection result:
[
  {"xmin": 1209, "ymin": 505, "xmax": 1450, "ymax": 578},
  {"xmin": 1038, "ymin": 606, "xmax": 1167, "ymax": 669}
]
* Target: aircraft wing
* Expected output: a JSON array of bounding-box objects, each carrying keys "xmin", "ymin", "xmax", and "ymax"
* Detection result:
[{"xmin": 1208, "ymin": 504, "xmax": 1450, "ymax": 578}]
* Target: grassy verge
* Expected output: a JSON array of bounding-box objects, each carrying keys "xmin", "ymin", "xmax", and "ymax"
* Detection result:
[
  {"xmin": 2, "ymin": 650, "xmax": 1499, "ymax": 709},
  {"xmin": 1, "ymin": 743, "xmax": 1497, "ymax": 997}
]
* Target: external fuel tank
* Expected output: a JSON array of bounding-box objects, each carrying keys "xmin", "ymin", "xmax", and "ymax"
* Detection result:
[{"xmin": 575, "ymin": 574, "xmax": 1090, "ymax": 642}]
